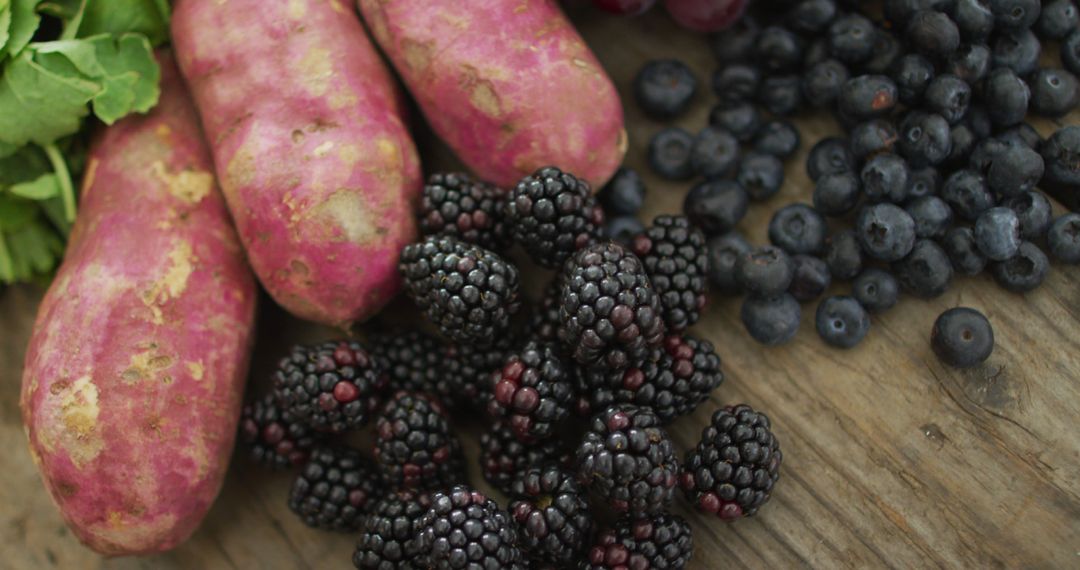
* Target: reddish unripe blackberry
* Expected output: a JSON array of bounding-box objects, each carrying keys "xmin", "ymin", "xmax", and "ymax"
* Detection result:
[
  {"xmin": 479, "ymin": 420, "xmax": 572, "ymax": 496},
  {"xmin": 559, "ymin": 242, "xmax": 666, "ymax": 371},
  {"xmin": 413, "ymin": 485, "xmax": 527, "ymax": 569},
  {"xmin": 585, "ymin": 514, "xmax": 694, "ymax": 570},
  {"xmin": 576, "ymin": 404, "xmax": 680, "ymax": 515},
  {"xmin": 488, "ymin": 341, "xmax": 576, "ymax": 441},
  {"xmin": 239, "ymin": 393, "xmax": 324, "ymax": 469},
  {"xmin": 374, "ymin": 391, "xmax": 465, "ymax": 491},
  {"xmin": 288, "ymin": 445, "xmax": 383, "ymax": 532},
  {"xmin": 272, "ymin": 340, "xmax": 388, "ymax": 434},
  {"xmin": 419, "ymin": 172, "xmax": 509, "ymax": 250},
  {"xmin": 682, "ymin": 404, "xmax": 782, "ymax": 520},
  {"xmin": 631, "ymin": 215, "xmax": 709, "ymax": 332},
  {"xmin": 504, "ymin": 166, "xmax": 605, "ymax": 268},
  {"xmin": 353, "ymin": 490, "xmax": 432, "ymax": 569},
  {"xmin": 508, "ymin": 466, "xmax": 593, "ymax": 567},
  {"xmin": 371, "ymin": 330, "xmax": 444, "ymax": 396}
]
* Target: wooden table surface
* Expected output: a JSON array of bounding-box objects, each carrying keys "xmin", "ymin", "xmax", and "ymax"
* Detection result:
[{"xmin": 4, "ymin": 4, "xmax": 1080, "ymax": 569}]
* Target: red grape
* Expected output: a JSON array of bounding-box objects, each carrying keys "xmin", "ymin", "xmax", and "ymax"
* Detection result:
[
  {"xmin": 593, "ymin": 0, "xmax": 658, "ymax": 16},
  {"xmin": 663, "ymin": 0, "xmax": 748, "ymax": 32}
]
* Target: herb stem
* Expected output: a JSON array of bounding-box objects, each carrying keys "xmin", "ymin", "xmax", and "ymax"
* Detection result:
[
  {"xmin": 0, "ymin": 224, "xmax": 13, "ymax": 283},
  {"xmin": 59, "ymin": 0, "xmax": 87, "ymax": 41},
  {"xmin": 43, "ymin": 143, "xmax": 76, "ymax": 222}
]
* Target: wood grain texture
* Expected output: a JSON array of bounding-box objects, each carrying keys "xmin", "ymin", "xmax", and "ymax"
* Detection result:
[{"xmin": 3, "ymin": 4, "xmax": 1080, "ymax": 569}]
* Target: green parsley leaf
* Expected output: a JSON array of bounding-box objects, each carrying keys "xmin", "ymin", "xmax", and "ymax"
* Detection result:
[
  {"xmin": 5, "ymin": 0, "xmax": 41, "ymax": 59},
  {"xmin": 0, "ymin": 1, "xmax": 13, "ymax": 57},
  {"xmin": 0, "ymin": 50, "xmax": 97, "ymax": 146},
  {"xmin": 80, "ymin": 0, "xmax": 169, "ymax": 47},
  {"xmin": 8, "ymin": 173, "xmax": 58, "ymax": 199}
]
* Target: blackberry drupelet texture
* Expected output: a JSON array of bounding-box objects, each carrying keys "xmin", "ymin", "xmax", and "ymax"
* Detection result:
[
  {"xmin": 528, "ymin": 278, "xmax": 564, "ymax": 344},
  {"xmin": 584, "ymin": 514, "xmax": 694, "ymax": 570},
  {"xmin": 631, "ymin": 215, "xmax": 709, "ymax": 331},
  {"xmin": 682, "ymin": 404, "xmax": 782, "ymax": 520},
  {"xmin": 353, "ymin": 490, "xmax": 432, "ymax": 569},
  {"xmin": 288, "ymin": 445, "xmax": 383, "ymax": 532},
  {"xmin": 418, "ymin": 172, "xmax": 509, "ymax": 251},
  {"xmin": 272, "ymin": 340, "xmax": 388, "ymax": 434},
  {"xmin": 239, "ymin": 393, "xmax": 324, "ymax": 469},
  {"xmin": 442, "ymin": 335, "xmax": 519, "ymax": 409},
  {"xmin": 508, "ymin": 466, "xmax": 593, "ymax": 567},
  {"xmin": 372, "ymin": 331, "xmax": 444, "ymax": 396},
  {"xmin": 479, "ymin": 420, "xmax": 571, "ymax": 496},
  {"xmin": 488, "ymin": 341, "xmax": 575, "ymax": 442},
  {"xmin": 504, "ymin": 166, "xmax": 604, "ymax": 268},
  {"xmin": 374, "ymin": 391, "xmax": 465, "ymax": 491},
  {"xmin": 414, "ymin": 486, "xmax": 526, "ymax": 569}
]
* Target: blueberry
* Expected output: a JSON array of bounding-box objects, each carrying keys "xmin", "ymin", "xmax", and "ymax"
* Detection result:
[
  {"xmin": 856, "ymin": 203, "xmax": 917, "ymax": 262},
  {"xmin": 907, "ymin": 10, "xmax": 961, "ymax": 59},
  {"xmin": 945, "ymin": 124, "xmax": 977, "ymax": 167},
  {"xmin": 605, "ymin": 216, "xmax": 646, "ymax": 246},
  {"xmin": 737, "ymin": 152, "xmax": 785, "ymax": 201},
  {"xmin": 707, "ymin": 231, "xmax": 753, "ymax": 294},
  {"xmin": 712, "ymin": 64, "xmax": 762, "ymax": 105},
  {"xmin": 825, "ymin": 229, "xmax": 864, "ymax": 280},
  {"xmin": 1040, "ymin": 126, "xmax": 1080, "ymax": 190},
  {"xmin": 1063, "ymin": 29, "xmax": 1080, "ymax": 77},
  {"xmin": 736, "ymin": 245, "xmax": 796, "ymax": 297},
  {"xmin": 709, "ymin": 102, "xmax": 762, "ymax": 142},
  {"xmin": 941, "ymin": 169, "xmax": 994, "ymax": 221},
  {"xmin": 1004, "ymin": 191, "xmax": 1052, "ymax": 240},
  {"xmin": 1029, "ymin": 68, "xmax": 1080, "ymax": 118},
  {"xmin": 898, "ymin": 111, "xmax": 952, "ymax": 167},
  {"xmin": 991, "ymin": 29, "xmax": 1041, "ymax": 76},
  {"xmin": 861, "ymin": 153, "xmax": 910, "ymax": 204},
  {"xmin": 945, "ymin": 44, "xmax": 991, "ymax": 84},
  {"xmin": 829, "ymin": 13, "xmax": 877, "ymax": 64},
  {"xmin": 787, "ymin": 0, "xmax": 839, "ymax": 34},
  {"xmin": 906, "ymin": 196, "xmax": 953, "ymax": 239},
  {"xmin": 965, "ymin": 105, "xmax": 992, "ymax": 139},
  {"xmin": 991, "ymin": 241, "xmax": 1049, "ymax": 293},
  {"xmin": 634, "ymin": 60, "xmax": 698, "ymax": 119},
  {"xmin": 982, "ymin": 68, "xmax": 1030, "ymax": 127},
  {"xmin": 931, "ymin": 307, "xmax": 994, "ymax": 368},
  {"xmin": 598, "ymin": 167, "xmax": 646, "ymax": 216},
  {"xmin": 741, "ymin": 294, "xmax": 802, "ymax": 346},
  {"xmin": 648, "ymin": 127, "xmax": 695, "ymax": 180},
  {"xmin": 853, "ymin": 268, "xmax": 900, "ymax": 313},
  {"xmin": 1036, "ymin": 0, "xmax": 1079, "ymax": 41},
  {"xmin": 850, "ymin": 119, "xmax": 899, "ymax": 161},
  {"xmin": 953, "ymin": 0, "xmax": 995, "ymax": 41},
  {"xmin": 906, "ymin": 167, "xmax": 941, "ymax": 201},
  {"xmin": 755, "ymin": 25, "xmax": 804, "ymax": 72},
  {"xmin": 804, "ymin": 38, "xmax": 831, "ymax": 68},
  {"xmin": 802, "ymin": 59, "xmax": 851, "ymax": 108},
  {"xmin": 814, "ymin": 172, "xmax": 861, "ymax": 217},
  {"xmin": 989, "ymin": 0, "xmax": 1040, "ymax": 30},
  {"xmin": 986, "ymin": 143, "xmax": 1044, "ymax": 197},
  {"xmin": 968, "ymin": 138, "xmax": 1008, "ymax": 175},
  {"xmin": 885, "ymin": 0, "xmax": 955, "ymax": 27},
  {"xmin": 1048, "ymin": 213, "xmax": 1080, "ymax": 264},
  {"xmin": 815, "ymin": 296, "xmax": 870, "ymax": 348},
  {"xmin": 710, "ymin": 16, "xmax": 760, "ymax": 64},
  {"xmin": 758, "ymin": 75, "xmax": 803, "ymax": 116},
  {"xmin": 893, "ymin": 54, "xmax": 935, "ymax": 105},
  {"xmin": 892, "ymin": 239, "xmax": 954, "ymax": 298},
  {"xmin": 789, "ymin": 254, "xmax": 832, "ymax": 302},
  {"xmin": 862, "ymin": 30, "xmax": 904, "ymax": 75},
  {"xmin": 974, "ymin": 207, "xmax": 1021, "ymax": 261},
  {"xmin": 683, "ymin": 180, "xmax": 749, "ymax": 235},
  {"xmin": 924, "ymin": 74, "xmax": 971, "ymax": 125},
  {"xmin": 942, "ymin": 226, "xmax": 987, "ymax": 275},
  {"xmin": 838, "ymin": 75, "xmax": 898, "ymax": 121},
  {"xmin": 754, "ymin": 120, "xmax": 801, "ymax": 158},
  {"xmin": 691, "ymin": 127, "xmax": 741, "ymax": 179},
  {"xmin": 769, "ymin": 203, "xmax": 827, "ymax": 255},
  {"xmin": 807, "ymin": 137, "xmax": 855, "ymax": 181},
  {"xmin": 996, "ymin": 123, "xmax": 1043, "ymax": 150}
]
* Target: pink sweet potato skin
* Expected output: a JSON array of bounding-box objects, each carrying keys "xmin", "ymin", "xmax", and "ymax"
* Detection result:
[
  {"xmin": 20, "ymin": 53, "xmax": 257, "ymax": 556},
  {"xmin": 172, "ymin": 0, "xmax": 422, "ymax": 327},
  {"xmin": 358, "ymin": 0, "xmax": 627, "ymax": 189}
]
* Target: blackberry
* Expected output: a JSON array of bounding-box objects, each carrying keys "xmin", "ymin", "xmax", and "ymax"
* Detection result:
[
  {"xmin": 239, "ymin": 394, "xmax": 324, "ymax": 469},
  {"xmin": 931, "ymin": 307, "xmax": 994, "ymax": 368},
  {"xmin": 505, "ymin": 167, "xmax": 603, "ymax": 268},
  {"xmin": 577, "ymin": 404, "xmax": 680, "ymax": 514},
  {"xmin": 414, "ymin": 486, "xmax": 526, "ymax": 570},
  {"xmin": 479, "ymin": 420, "xmax": 571, "ymax": 496},
  {"xmin": 272, "ymin": 340, "xmax": 388, "ymax": 434},
  {"xmin": 681, "ymin": 404, "xmax": 781, "ymax": 520},
  {"xmin": 399, "ymin": 236, "xmax": 521, "ymax": 346},
  {"xmin": 372, "ymin": 331, "xmax": 444, "ymax": 396},
  {"xmin": 558, "ymin": 242, "xmax": 665, "ymax": 371},
  {"xmin": 419, "ymin": 172, "xmax": 509, "ymax": 250},
  {"xmin": 528, "ymin": 278, "xmax": 564, "ymax": 344},
  {"xmin": 374, "ymin": 391, "xmax": 465, "ymax": 490},
  {"xmin": 288, "ymin": 445, "xmax": 383, "ymax": 532},
  {"xmin": 488, "ymin": 341, "xmax": 575, "ymax": 442},
  {"xmin": 442, "ymin": 335, "xmax": 518, "ymax": 409},
  {"xmin": 631, "ymin": 215, "xmax": 709, "ymax": 332},
  {"xmin": 508, "ymin": 466, "xmax": 593, "ymax": 566},
  {"xmin": 584, "ymin": 514, "xmax": 693, "ymax": 570},
  {"xmin": 353, "ymin": 490, "xmax": 432, "ymax": 569},
  {"xmin": 582, "ymin": 334, "xmax": 724, "ymax": 424}
]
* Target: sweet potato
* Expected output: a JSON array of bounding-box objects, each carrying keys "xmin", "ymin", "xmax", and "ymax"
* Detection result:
[
  {"xmin": 357, "ymin": 0, "xmax": 627, "ymax": 189},
  {"xmin": 172, "ymin": 0, "xmax": 422, "ymax": 328},
  {"xmin": 19, "ymin": 52, "xmax": 257, "ymax": 556}
]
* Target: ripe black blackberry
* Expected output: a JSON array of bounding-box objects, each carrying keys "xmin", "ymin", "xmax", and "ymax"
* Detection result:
[
  {"xmin": 559, "ymin": 242, "xmax": 666, "ymax": 371},
  {"xmin": 288, "ymin": 445, "xmax": 383, "ymax": 532},
  {"xmin": 488, "ymin": 341, "xmax": 575, "ymax": 442},
  {"xmin": 418, "ymin": 172, "xmax": 509, "ymax": 251},
  {"xmin": 583, "ymin": 334, "xmax": 724, "ymax": 424},
  {"xmin": 577, "ymin": 404, "xmax": 680, "ymax": 515},
  {"xmin": 414, "ymin": 485, "xmax": 526, "ymax": 569},
  {"xmin": 584, "ymin": 514, "xmax": 694, "ymax": 570},
  {"xmin": 353, "ymin": 490, "xmax": 432, "ymax": 569},
  {"xmin": 272, "ymin": 340, "xmax": 388, "ymax": 434},
  {"xmin": 441, "ymin": 334, "xmax": 518, "ymax": 409},
  {"xmin": 399, "ymin": 236, "xmax": 521, "ymax": 347},
  {"xmin": 508, "ymin": 465, "xmax": 593, "ymax": 567},
  {"xmin": 504, "ymin": 166, "xmax": 604, "ymax": 268},
  {"xmin": 374, "ymin": 391, "xmax": 465, "ymax": 491},
  {"xmin": 681, "ymin": 404, "xmax": 782, "ymax": 520},
  {"xmin": 479, "ymin": 419, "xmax": 571, "ymax": 496},
  {"xmin": 526, "ymin": 278, "xmax": 563, "ymax": 343},
  {"xmin": 371, "ymin": 330, "xmax": 444, "ymax": 396},
  {"xmin": 630, "ymin": 215, "xmax": 709, "ymax": 332},
  {"xmin": 239, "ymin": 393, "xmax": 324, "ymax": 469}
]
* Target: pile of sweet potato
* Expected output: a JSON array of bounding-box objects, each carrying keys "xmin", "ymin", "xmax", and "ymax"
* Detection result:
[{"xmin": 20, "ymin": 0, "xmax": 625, "ymax": 556}]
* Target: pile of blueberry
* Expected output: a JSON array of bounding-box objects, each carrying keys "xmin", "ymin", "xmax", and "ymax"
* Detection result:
[{"xmin": 604, "ymin": 0, "xmax": 1080, "ymax": 366}]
